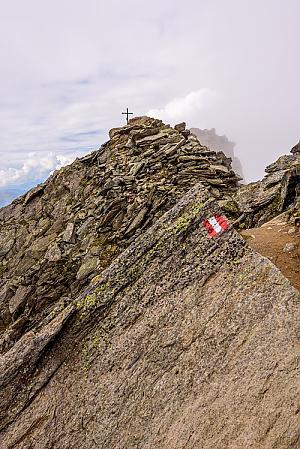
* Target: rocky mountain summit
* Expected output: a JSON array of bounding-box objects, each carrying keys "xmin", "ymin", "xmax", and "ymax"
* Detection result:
[
  {"xmin": 0, "ymin": 117, "xmax": 299, "ymax": 449},
  {"xmin": 0, "ymin": 117, "xmax": 240, "ymax": 349}
]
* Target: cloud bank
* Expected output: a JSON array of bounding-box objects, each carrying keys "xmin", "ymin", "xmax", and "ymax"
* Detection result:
[
  {"xmin": 0, "ymin": 152, "xmax": 80, "ymax": 188},
  {"xmin": 0, "ymin": 0, "xmax": 299, "ymax": 195},
  {"xmin": 147, "ymin": 89, "xmax": 216, "ymax": 125}
]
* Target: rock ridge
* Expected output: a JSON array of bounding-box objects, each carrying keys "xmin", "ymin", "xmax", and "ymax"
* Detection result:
[
  {"xmin": 0, "ymin": 117, "xmax": 240, "ymax": 353},
  {"xmin": 237, "ymin": 147, "xmax": 300, "ymax": 227},
  {"xmin": 0, "ymin": 118, "xmax": 299, "ymax": 449},
  {"xmin": 0, "ymin": 183, "xmax": 299, "ymax": 448}
]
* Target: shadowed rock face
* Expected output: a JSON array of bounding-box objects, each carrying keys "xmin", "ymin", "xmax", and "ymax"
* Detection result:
[
  {"xmin": 0, "ymin": 183, "xmax": 299, "ymax": 449},
  {"xmin": 236, "ymin": 150, "xmax": 300, "ymax": 227}
]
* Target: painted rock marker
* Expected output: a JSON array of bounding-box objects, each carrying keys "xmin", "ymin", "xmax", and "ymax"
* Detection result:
[{"xmin": 203, "ymin": 214, "xmax": 229, "ymax": 238}]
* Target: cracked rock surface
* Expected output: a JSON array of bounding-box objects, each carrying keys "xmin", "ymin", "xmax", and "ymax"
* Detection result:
[
  {"xmin": 0, "ymin": 183, "xmax": 299, "ymax": 449},
  {"xmin": 0, "ymin": 118, "xmax": 299, "ymax": 449}
]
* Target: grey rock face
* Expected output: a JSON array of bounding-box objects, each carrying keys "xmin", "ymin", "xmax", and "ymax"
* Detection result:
[
  {"xmin": 236, "ymin": 152, "xmax": 300, "ymax": 227},
  {"xmin": 0, "ymin": 184, "xmax": 299, "ymax": 449}
]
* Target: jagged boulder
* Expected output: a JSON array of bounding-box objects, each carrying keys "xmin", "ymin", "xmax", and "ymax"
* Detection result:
[
  {"xmin": 236, "ymin": 146, "xmax": 300, "ymax": 227},
  {"xmin": 291, "ymin": 140, "xmax": 300, "ymax": 155},
  {"xmin": 0, "ymin": 184, "xmax": 299, "ymax": 449}
]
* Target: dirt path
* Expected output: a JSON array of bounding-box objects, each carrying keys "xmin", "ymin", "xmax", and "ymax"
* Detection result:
[{"xmin": 241, "ymin": 223, "xmax": 300, "ymax": 291}]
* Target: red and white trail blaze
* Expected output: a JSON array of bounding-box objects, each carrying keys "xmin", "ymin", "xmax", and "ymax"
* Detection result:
[{"xmin": 202, "ymin": 214, "xmax": 229, "ymax": 238}]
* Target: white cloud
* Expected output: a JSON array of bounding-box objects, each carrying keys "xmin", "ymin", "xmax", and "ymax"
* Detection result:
[
  {"xmin": 146, "ymin": 89, "xmax": 216, "ymax": 125},
  {"xmin": 0, "ymin": 0, "xmax": 299, "ymax": 188},
  {"xmin": 0, "ymin": 152, "xmax": 80, "ymax": 188}
]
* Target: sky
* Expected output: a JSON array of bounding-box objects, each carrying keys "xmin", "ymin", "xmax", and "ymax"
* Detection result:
[{"xmin": 0, "ymin": 0, "xmax": 299, "ymax": 204}]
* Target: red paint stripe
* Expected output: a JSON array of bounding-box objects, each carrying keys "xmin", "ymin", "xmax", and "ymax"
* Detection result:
[
  {"xmin": 203, "ymin": 219, "xmax": 218, "ymax": 238},
  {"xmin": 215, "ymin": 214, "xmax": 229, "ymax": 230}
]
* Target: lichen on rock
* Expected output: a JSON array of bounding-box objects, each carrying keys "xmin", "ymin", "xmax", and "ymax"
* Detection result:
[{"xmin": 0, "ymin": 119, "xmax": 299, "ymax": 449}]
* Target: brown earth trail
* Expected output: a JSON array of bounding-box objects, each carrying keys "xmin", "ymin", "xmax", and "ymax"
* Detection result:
[{"xmin": 242, "ymin": 220, "xmax": 300, "ymax": 291}]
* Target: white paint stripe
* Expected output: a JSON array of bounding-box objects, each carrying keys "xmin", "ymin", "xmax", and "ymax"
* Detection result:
[{"xmin": 208, "ymin": 217, "xmax": 222, "ymax": 233}]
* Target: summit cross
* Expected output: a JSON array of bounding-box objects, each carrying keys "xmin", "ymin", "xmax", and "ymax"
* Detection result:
[{"xmin": 122, "ymin": 107, "xmax": 133, "ymax": 124}]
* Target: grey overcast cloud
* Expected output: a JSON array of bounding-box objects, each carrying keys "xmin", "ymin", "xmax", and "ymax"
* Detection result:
[{"xmin": 0, "ymin": 0, "xmax": 299, "ymax": 200}]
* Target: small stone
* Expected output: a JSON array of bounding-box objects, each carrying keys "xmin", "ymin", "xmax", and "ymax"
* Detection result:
[
  {"xmin": 210, "ymin": 188, "xmax": 221, "ymax": 198},
  {"xmin": 23, "ymin": 184, "xmax": 45, "ymax": 205},
  {"xmin": 76, "ymin": 257, "xmax": 98, "ymax": 280},
  {"xmin": 90, "ymin": 245, "xmax": 101, "ymax": 256},
  {"xmin": 164, "ymin": 138, "xmax": 186, "ymax": 156},
  {"xmin": 0, "ymin": 284, "xmax": 14, "ymax": 306},
  {"xmin": 178, "ymin": 155, "xmax": 207, "ymax": 163},
  {"xmin": 188, "ymin": 135, "xmax": 199, "ymax": 143},
  {"xmin": 102, "ymin": 178, "xmax": 122, "ymax": 191},
  {"xmin": 109, "ymin": 127, "xmax": 122, "ymax": 139},
  {"xmin": 174, "ymin": 122, "xmax": 186, "ymax": 132},
  {"xmin": 0, "ymin": 238, "xmax": 14, "ymax": 257},
  {"xmin": 9, "ymin": 285, "xmax": 31, "ymax": 316},
  {"xmin": 135, "ymin": 132, "xmax": 167, "ymax": 145},
  {"xmin": 30, "ymin": 234, "xmax": 56, "ymax": 252},
  {"xmin": 288, "ymin": 227, "xmax": 296, "ymax": 234},
  {"xmin": 101, "ymin": 208, "xmax": 121, "ymax": 227},
  {"xmin": 125, "ymin": 138, "xmax": 134, "ymax": 148},
  {"xmin": 130, "ymin": 162, "xmax": 144, "ymax": 176},
  {"xmin": 112, "ymin": 211, "xmax": 125, "ymax": 231},
  {"xmin": 125, "ymin": 207, "xmax": 148, "ymax": 235},
  {"xmin": 210, "ymin": 165, "xmax": 229, "ymax": 174},
  {"xmin": 77, "ymin": 217, "xmax": 94, "ymax": 236},
  {"xmin": 290, "ymin": 140, "xmax": 300, "ymax": 154},
  {"xmin": 131, "ymin": 127, "xmax": 160, "ymax": 139},
  {"xmin": 45, "ymin": 243, "xmax": 62, "ymax": 262},
  {"xmin": 283, "ymin": 243, "xmax": 296, "ymax": 253},
  {"xmin": 62, "ymin": 223, "xmax": 76, "ymax": 243},
  {"xmin": 33, "ymin": 217, "xmax": 51, "ymax": 237}
]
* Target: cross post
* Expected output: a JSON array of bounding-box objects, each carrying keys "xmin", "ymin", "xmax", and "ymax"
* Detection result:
[{"xmin": 122, "ymin": 107, "xmax": 133, "ymax": 124}]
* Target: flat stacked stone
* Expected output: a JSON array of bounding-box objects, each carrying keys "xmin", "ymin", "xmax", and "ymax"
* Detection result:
[{"xmin": 236, "ymin": 147, "xmax": 300, "ymax": 227}]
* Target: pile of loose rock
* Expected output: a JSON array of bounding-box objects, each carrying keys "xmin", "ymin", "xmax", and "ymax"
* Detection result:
[
  {"xmin": 190, "ymin": 127, "xmax": 244, "ymax": 180},
  {"xmin": 236, "ymin": 142, "xmax": 300, "ymax": 227},
  {"xmin": 0, "ymin": 117, "xmax": 241, "ymax": 351}
]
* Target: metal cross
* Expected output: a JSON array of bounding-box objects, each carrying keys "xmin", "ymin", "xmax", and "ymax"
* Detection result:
[{"xmin": 122, "ymin": 107, "xmax": 133, "ymax": 124}]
